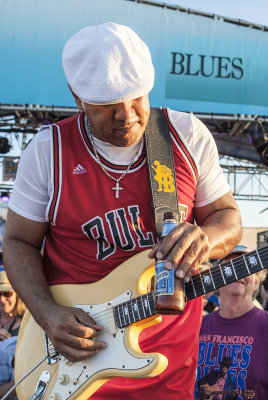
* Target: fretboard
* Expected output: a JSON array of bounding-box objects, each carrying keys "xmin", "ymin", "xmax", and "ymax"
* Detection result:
[
  {"xmin": 114, "ymin": 292, "xmax": 155, "ymax": 328},
  {"xmin": 185, "ymin": 245, "xmax": 268, "ymax": 301},
  {"xmin": 114, "ymin": 245, "xmax": 268, "ymax": 328}
]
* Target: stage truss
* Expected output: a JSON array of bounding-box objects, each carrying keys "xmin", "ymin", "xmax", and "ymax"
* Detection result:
[{"xmin": 0, "ymin": 103, "xmax": 268, "ymax": 201}]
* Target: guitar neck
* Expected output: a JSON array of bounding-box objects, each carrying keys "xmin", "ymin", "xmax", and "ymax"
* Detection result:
[
  {"xmin": 185, "ymin": 244, "xmax": 268, "ymax": 301},
  {"xmin": 114, "ymin": 245, "xmax": 268, "ymax": 328}
]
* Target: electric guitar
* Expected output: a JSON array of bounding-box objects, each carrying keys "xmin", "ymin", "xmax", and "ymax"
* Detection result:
[
  {"xmin": 15, "ymin": 245, "xmax": 268, "ymax": 400},
  {"xmin": 197, "ymin": 383, "xmax": 255, "ymax": 399}
]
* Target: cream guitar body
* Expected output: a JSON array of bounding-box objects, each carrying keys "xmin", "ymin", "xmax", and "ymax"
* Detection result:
[
  {"xmin": 15, "ymin": 251, "xmax": 167, "ymax": 400},
  {"xmin": 14, "ymin": 245, "xmax": 268, "ymax": 399}
]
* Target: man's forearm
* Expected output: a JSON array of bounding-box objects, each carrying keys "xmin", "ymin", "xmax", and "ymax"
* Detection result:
[
  {"xmin": 201, "ymin": 207, "xmax": 242, "ymax": 260},
  {"xmin": 3, "ymin": 238, "xmax": 57, "ymax": 330}
]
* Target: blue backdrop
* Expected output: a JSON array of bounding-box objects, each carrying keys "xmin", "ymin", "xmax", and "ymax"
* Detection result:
[{"xmin": 1, "ymin": 0, "xmax": 268, "ymax": 115}]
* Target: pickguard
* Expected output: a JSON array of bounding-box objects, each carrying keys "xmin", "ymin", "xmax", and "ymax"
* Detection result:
[{"xmin": 50, "ymin": 292, "xmax": 154, "ymax": 399}]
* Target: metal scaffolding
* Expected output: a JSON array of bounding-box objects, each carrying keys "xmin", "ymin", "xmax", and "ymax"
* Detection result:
[{"xmin": 0, "ymin": 103, "xmax": 268, "ymax": 201}]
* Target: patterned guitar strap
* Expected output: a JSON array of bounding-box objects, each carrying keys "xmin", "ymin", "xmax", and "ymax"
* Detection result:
[{"xmin": 144, "ymin": 107, "xmax": 180, "ymax": 238}]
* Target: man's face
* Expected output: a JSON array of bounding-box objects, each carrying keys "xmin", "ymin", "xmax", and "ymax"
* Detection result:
[
  {"xmin": 219, "ymin": 366, "xmax": 228, "ymax": 376},
  {"xmin": 80, "ymin": 95, "xmax": 150, "ymax": 147},
  {"xmin": 219, "ymin": 253, "xmax": 258, "ymax": 298}
]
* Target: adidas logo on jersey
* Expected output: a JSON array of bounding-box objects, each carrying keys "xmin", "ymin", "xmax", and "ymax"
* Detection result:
[{"xmin": 73, "ymin": 164, "xmax": 86, "ymax": 174}]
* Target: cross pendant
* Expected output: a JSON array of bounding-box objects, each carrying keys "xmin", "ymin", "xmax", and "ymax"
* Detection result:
[{"xmin": 112, "ymin": 181, "xmax": 123, "ymax": 198}]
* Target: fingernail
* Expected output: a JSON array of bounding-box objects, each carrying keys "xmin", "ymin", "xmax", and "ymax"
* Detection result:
[
  {"xmin": 156, "ymin": 251, "xmax": 163, "ymax": 260},
  {"xmin": 176, "ymin": 270, "xmax": 184, "ymax": 278},
  {"xmin": 165, "ymin": 261, "xmax": 172, "ymax": 270},
  {"xmin": 185, "ymin": 276, "xmax": 190, "ymax": 283}
]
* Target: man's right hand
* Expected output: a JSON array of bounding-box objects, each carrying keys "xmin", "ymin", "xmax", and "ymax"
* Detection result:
[{"xmin": 40, "ymin": 303, "xmax": 107, "ymax": 362}]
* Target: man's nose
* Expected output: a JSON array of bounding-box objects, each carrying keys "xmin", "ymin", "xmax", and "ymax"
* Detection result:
[{"xmin": 114, "ymin": 100, "xmax": 136, "ymax": 121}]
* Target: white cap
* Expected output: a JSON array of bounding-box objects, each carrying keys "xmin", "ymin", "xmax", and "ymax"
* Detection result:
[{"xmin": 62, "ymin": 22, "xmax": 155, "ymax": 104}]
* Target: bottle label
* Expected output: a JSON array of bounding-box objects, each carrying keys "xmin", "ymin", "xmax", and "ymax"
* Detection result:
[
  {"xmin": 155, "ymin": 260, "xmax": 174, "ymax": 295},
  {"xmin": 161, "ymin": 219, "xmax": 177, "ymax": 237}
]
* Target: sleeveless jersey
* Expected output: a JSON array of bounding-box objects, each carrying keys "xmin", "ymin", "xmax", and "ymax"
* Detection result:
[{"xmin": 43, "ymin": 110, "xmax": 202, "ymax": 400}]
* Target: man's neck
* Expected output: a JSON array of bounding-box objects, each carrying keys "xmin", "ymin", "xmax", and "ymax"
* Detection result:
[{"xmin": 219, "ymin": 295, "xmax": 254, "ymax": 319}]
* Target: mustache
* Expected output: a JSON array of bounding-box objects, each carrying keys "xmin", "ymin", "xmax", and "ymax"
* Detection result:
[{"xmin": 115, "ymin": 120, "xmax": 139, "ymax": 129}]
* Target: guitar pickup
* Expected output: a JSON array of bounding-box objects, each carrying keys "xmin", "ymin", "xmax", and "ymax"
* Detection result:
[{"xmin": 106, "ymin": 303, "xmax": 117, "ymax": 335}]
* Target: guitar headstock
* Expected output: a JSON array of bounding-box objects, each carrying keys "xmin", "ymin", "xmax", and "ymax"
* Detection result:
[{"xmin": 242, "ymin": 389, "xmax": 255, "ymax": 399}]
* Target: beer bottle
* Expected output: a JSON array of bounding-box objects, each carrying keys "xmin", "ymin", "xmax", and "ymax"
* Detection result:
[{"xmin": 154, "ymin": 211, "xmax": 185, "ymax": 315}]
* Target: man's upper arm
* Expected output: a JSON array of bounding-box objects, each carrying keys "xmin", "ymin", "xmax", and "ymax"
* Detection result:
[
  {"xmin": 194, "ymin": 190, "xmax": 241, "ymax": 227},
  {"xmin": 3, "ymin": 208, "xmax": 49, "ymax": 250}
]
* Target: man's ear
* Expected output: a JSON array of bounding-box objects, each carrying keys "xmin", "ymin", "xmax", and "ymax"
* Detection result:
[{"xmin": 68, "ymin": 84, "xmax": 83, "ymax": 110}]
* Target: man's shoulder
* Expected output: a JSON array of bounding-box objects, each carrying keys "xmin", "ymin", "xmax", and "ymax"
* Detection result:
[
  {"xmin": 253, "ymin": 306, "xmax": 268, "ymax": 323},
  {"xmin": 165, "ymin": 108, "xmax": 192, "ymax": 123}
]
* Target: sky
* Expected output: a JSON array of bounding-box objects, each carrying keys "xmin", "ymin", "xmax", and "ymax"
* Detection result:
[{"xmin": 151, "ymin": 0, "xmax": 268, "ymax": 229}]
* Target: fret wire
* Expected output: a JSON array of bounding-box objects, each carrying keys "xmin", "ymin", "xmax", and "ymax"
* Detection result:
[
  {"xmin": 127, "ymin": 299, "xmax": 135, "ymax": 323},
  {"xmin": 135, "ymin": 298, "xmax": 141, "ymax": 320},
  {"xmin": 121, "ymin": 303, "xmax": 127, "ymax": 326},
  {"xmin": 191, "ymin": 278, "xmax": 197, "ymax": 298},
  {"xmin": 219, "ymin": 264, "xmax": 227, "ymax": 285},
  {"xmin": 242, "ymin": 254, "xmax": 251, "ymax": 274},
  {"xmin": 146, "ymin": 293, "xmax": 152, "ymax": 316},
  {"xmin": 230, "ymin": 260, "xmax": 238, "ymax": 280},
  {"xmin": 149, "ymin": 293, "xmax": 155, "ymax": 314},
  {"xmin": 141, "ymin": 294, "xmax": 146, "ymax": 317},
  {"xmin": 137, "ymin": 296, "xmax": 145, "ymax": 319},
  {"xmin": 256, "ymin": 251, "xmax": 264, "ymax": 269},
  {"xmin": 209, "ymin": 268, "xmax": 216, "ymax": 290},
  {"xmin": 125, "ymin": 302, "xmax": 131, "ymax": 325},
  {"xmin": 200, "ymin": 274, "xmax": 205, "ymax": 293}
]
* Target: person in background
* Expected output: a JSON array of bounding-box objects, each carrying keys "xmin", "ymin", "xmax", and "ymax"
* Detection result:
[
  {"xmin": 256, "ymin": 274, "xmax": 268, "ymax": 310},
  {"xmin": 0, "ymin": 268, "xmax": 25, "ymax": 400},
  {"xmin": 0, "ymin": 336, "xmax": 17, "ymax": 400},
  {"xmin": 196, "ymin": 245, "xmax": 268, "ymax": 400},
  {"xmin": 3, "ymin": 22, "xmax": 241, "ymax": 399},
  {"xmin": 0, "ymin": 268, "xmax": 25, "ymax": 341},
  {"xmin": 197, "ymin": 356, "xmax": 238, "ymax": 400}
]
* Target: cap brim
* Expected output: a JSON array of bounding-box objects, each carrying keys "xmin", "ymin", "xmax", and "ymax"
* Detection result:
[{"xmin": 0, "ymin": 284, "xmax": 13, "ymax": 291}]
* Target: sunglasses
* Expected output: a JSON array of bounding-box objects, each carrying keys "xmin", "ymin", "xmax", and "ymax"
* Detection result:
[{"xmin": 0, "ymin": 291, "xmax": 14, "ymax": 298}]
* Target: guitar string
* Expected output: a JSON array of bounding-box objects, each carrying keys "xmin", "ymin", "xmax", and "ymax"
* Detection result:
[
  {"xmin": 73, "ymin": 249, "xmax": 268, "ymax": 326},
  {"xmin": 47, "ymin": 249, "xmax": 268, "ymax": 355},
  {"xmin": 81, "ymin": 252, "xmax": 268, "ymax": 327},
  {"xmin": 190, "ymin": 246, "xmax": 268, "ymax": 285},
  {"xmin": 79, "ymin": 254, "xmax": 264, "ymax": 328},
  {"xmin": 83, "ymin": 251, "xmax": 268, "ymax": 323},
  {"xmin": 63, "ymin": 253, "xmax": 268, "ymax": 332},
  {"xmin": 190, "ymin": 252, "xmax": 268, "ymax": 289}
]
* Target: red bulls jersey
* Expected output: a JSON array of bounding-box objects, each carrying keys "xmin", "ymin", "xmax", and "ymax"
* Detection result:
[{"xmin": 44, "ymin": 110, "xmax": 202, "ymax": 400}]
